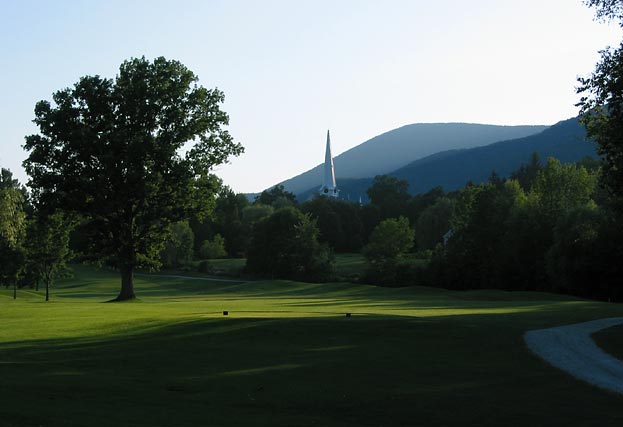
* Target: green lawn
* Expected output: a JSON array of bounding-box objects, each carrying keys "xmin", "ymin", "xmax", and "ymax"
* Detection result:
[{"xmin": 1, "ymin": 265, "xmax": 622, "ymax": 426}]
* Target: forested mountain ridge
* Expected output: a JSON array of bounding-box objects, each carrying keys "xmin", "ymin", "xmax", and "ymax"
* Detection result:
[
  {"xmin": 296, "ymin": 117, "xmax": 595, "ymax": 202},
  {"xmin": 278, "ymin": 123, "xmax": 547, "ymax": 195}
]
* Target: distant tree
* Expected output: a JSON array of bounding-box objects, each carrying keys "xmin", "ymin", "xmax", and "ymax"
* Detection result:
[
  {"xmin": 363, "ymin": 217, "xmax": 414, "ymax": 284},
  {"xmin": 160, "ymin": 221, "xmax": 195, "ymax": 269},
  {"xmin": 199, "ymin": 234, "xmax": 227, "ymax": 259},
  {"xmin": 364, "ymin": 216, "xmax": 414, "ymax": 264},
  {"xmin": 408, "ymin": 186, "xmax": 445, "ymax": 225},
  {"xmin": 510, "ymin": 152, "xmax": 542, "ymax": 191},
  {"xmin": 576, "ymin": 155, "xmax": 601, "ymax": 173},
  {"xmin": 190, "ymin": 184, "xmax": 251, "ymax": 257},
  {"xmin": 254, "ymin": 185, "xmax": 297, "ymax": 207},
  {"xmin": 242, "ymin": 204, "xmax": 274, "ymax": 225},
  {"xmin": 502, "ymin": 160, "xmax": 595, "ymax": 290},
  {"xmin": 23, "ymin": 57, "xmax": 243, "ymax": 300},
  {"xmin": 529, "ymin": 158, "xmax": 596, "ymax": 225},
  {"xmin": 246, "ymin": 207, "xmax": 333, "ymax": 281},
  {"xmin": 24, "ymin": 212, "xmax": 73, "ymax": 301},
  {"xmin": 487, "ymin": 170, "xmax": 504, "ymax": 189},
  {"xmin": 366, "ymin": 175, "xmax": 411, "ymax": 220},
  {"xmin": 415, "ymin": 197, "xmax": 454, "ymax": 250},
  {"xmin": 360, "ymin": 203, "xmax": 381, "ymax": 243},
  {"xmin": 301, "ymin": 197, "xmax": 364, "ymax": 252},
  {"xmin": 436, "ymin": 180, "xmax": 525, "ymax": 290},
  {"xmin": 211, "ymin": 187, "xmax": 250, "ymax": 256}
]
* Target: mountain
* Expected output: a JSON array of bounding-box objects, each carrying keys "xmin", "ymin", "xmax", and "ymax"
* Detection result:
[
  {"xmin": 295, "ymin": 117, "xmax": 595, "ymax": 201},
  {"xmin": 278, "ymin": 123, "xmax": 548, "ymax": 195}
]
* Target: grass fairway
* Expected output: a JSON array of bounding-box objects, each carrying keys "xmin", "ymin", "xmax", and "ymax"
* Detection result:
[{"xmin": 1, "ymin": 266, "xmax": 623, "ymax": 426}]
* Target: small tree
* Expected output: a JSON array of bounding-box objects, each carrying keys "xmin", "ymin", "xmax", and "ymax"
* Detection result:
[
  {"xmin": 24, "ymin": 212, "xmax": 73, "ymax": 301},
  {"xmin": 200, "ymin": 234, "xmax": 227, "ymax": 259}
]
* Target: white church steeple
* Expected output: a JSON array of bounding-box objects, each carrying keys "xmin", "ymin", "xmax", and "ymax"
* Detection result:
[{"xmin": 319, "ymin": 130, "xmax": 339, "ymax": 198}]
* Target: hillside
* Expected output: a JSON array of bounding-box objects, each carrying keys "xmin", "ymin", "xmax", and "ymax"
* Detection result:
[
  {"xmin": 279, "ymin": 123, "xmax": 547, "ymax": 195},
  {"xmin": 296, "ymin": 117, "xmax": 596, "ymax": 201}
]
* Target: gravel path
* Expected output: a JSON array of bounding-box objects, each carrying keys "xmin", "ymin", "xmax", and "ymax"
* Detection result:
[{"xmin": 524, "ymin": 317, "xmax": 623, "ymax": 395}]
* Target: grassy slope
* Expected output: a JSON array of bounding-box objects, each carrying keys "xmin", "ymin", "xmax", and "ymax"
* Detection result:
[{"xmin": 1, "ymin": 265, "xmax": 622, "ymax": 426}]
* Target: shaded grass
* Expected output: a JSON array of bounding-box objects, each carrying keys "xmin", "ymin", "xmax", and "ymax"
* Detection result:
[
  {"xmin": 593, "ymin": 325, "xmax": 623, "ymax": 361},
  {"xmin": 333, "ymin": 253, "xmax": 366, "ymax": 277},
  {"xmin": 1, "ymin": 265, "xmax": 623, "ymax": 426},
  {"xmin": 178, "ymin": 253, "xmax": 368, "ymax": 280}
]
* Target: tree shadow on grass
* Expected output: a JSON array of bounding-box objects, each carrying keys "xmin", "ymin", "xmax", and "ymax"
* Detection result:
[{"xmin": 1, "ymin": 315, "xmax": 623, "ymax": 427}]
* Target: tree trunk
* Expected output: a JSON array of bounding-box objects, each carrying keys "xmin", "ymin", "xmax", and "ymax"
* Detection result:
[
  {"xmin": 35, "ymin": 279, "xmax": 39, "ymax": 292},
  {"xmin": 45, "ymin": 279, "xmax": 49, "ymax": 302},
  {"xmin": 114, "ymin": 265, "xmax": 136, "ymax": 301},
  {"xmin": 13, "ymin": 282, "xmax": 16, "ymax": 300}
]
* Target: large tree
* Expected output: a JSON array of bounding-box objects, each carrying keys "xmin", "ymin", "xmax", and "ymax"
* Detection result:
[
  {"xmin": 23, "ymin": 57, "xmax": 243, "ymax": 300},
  {"xmin": 577, "ymin": 0, "xmax": 623, "ymax": 211}
]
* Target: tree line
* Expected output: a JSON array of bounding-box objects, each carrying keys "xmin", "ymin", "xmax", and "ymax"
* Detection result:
[
  {"xmin": 3, "ymin": 0, "xmax": 622, "ymax": 301},
  {"xmin": 193, "ymin": 152, "xmax": 620, "ymax": 301}
]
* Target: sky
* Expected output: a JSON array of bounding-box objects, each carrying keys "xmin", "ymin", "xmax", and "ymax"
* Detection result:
[{"xmin": 0, "ymin": 0, "xmax": 621, "ymax": 193}]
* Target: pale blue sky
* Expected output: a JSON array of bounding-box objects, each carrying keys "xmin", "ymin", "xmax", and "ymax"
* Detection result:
[{"xmin": 0, "ymin": 0, "xmax": 620, "ymax": 193}]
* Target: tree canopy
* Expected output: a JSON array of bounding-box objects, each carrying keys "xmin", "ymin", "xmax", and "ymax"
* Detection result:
[
  {"xmin": 577, "ymin": 0, "xmax": 623, "ymax": 211},
  {"xmin": 246, "ymin": 207, "xmax": 333, "ymax": 281},
  {"xmin": 23, "ymin": 57, "xmax": 243, "ymax": 300}
]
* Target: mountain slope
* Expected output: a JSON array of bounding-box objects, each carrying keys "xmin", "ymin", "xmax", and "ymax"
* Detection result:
[
  {"xmin": 279, "ymin": 123, "xmax": 547, "ymax": 194},
  {"xmin": 296, "ymin": 117, "xmax": 596, "ymax": 201}
]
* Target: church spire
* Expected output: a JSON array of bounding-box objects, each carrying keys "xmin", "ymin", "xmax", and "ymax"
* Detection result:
[{"xmin": 320, "ymin": 130, "xmax": 338, "ymax": 197}]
